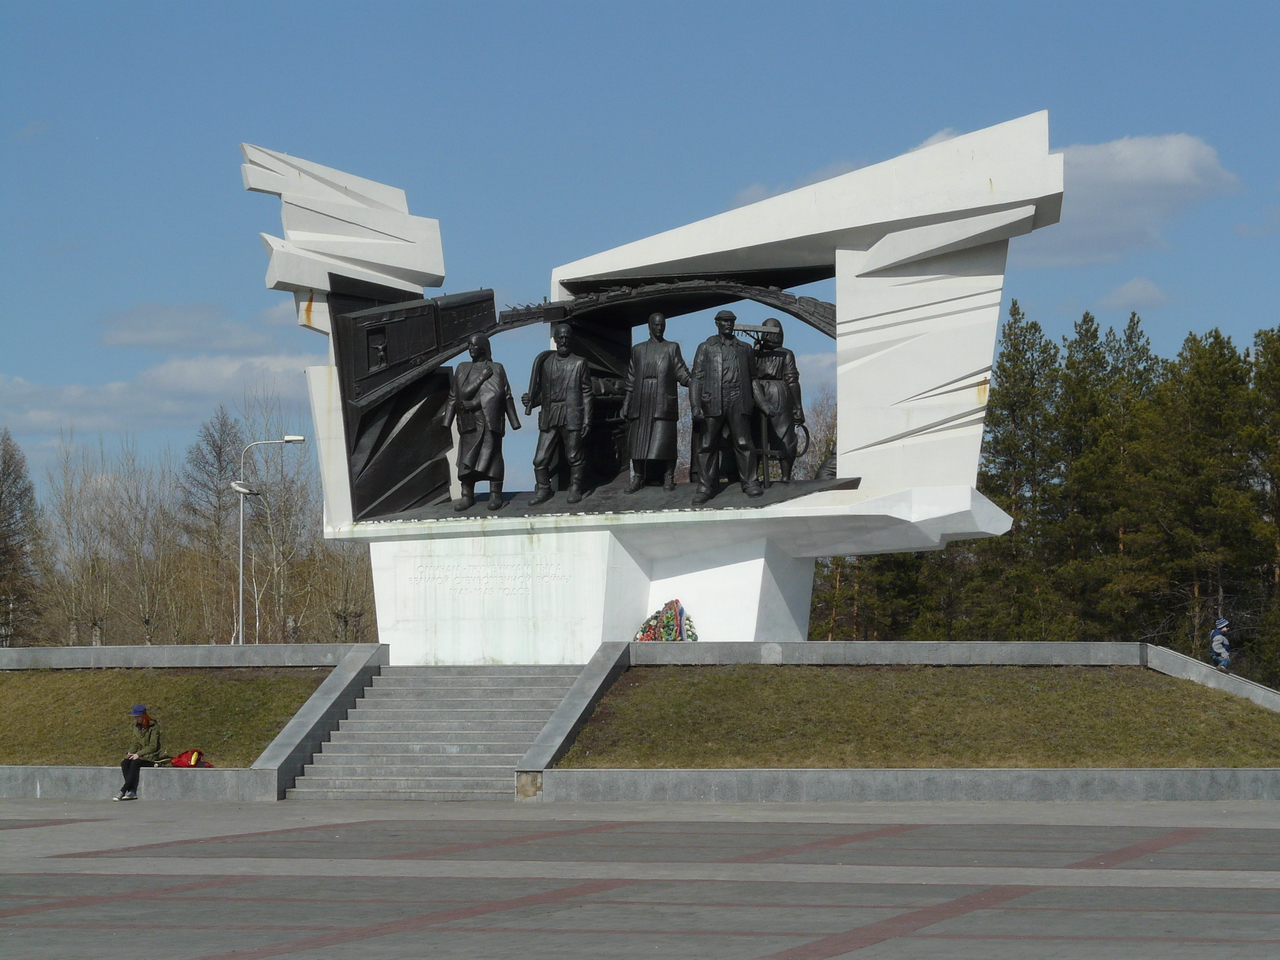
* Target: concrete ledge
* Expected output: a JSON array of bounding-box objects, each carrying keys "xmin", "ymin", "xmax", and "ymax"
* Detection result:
[
  {"xmin": 517, "ymin": 642, "xmax": 630, "ymax": 799},
  {"xmin": 0, "ymin": 643, "xmax": 370, "ymax": 670},
  {"xmin": 252, "ymin": 643, "xmax": 389, "ymax": 798},
  {"xmin": 140, "ymin": 767, "xmax": 279, "ymax": 802},
  {"xmin": 540, "ymin": 767, "xmax": 1280, "ymax": 803},
  {"xmin": 628, "ymin": 641, "xmax": 1146, "ymax": 666},
  {"xmin": 0, "ymin": 766, "xmax": 282, "ymax": 801},
  {"xmin": 0, "ymin": 766, "xmax": 122, "ymax": 800},
  {"xmin": 1145, "ymin": 645, "xmax": 1280, "ymax": 713}
]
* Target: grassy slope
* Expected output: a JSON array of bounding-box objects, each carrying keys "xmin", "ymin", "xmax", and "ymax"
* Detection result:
[
  {"xmin": 558, "ymin": 665, "xmax": 1280, "ymax": 769},
  {"xmin": 0, "ymin": 668, "xmax": 328, "ymax": 768}
]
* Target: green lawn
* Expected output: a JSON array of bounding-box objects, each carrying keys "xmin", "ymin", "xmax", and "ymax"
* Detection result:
[
  {"xmin": 558, "ymin": 665, "xmax": 1280, "ymax": 769},
  {"xmin": 0, "ymin": 668, "xmax": 329, "ymax": 768}
]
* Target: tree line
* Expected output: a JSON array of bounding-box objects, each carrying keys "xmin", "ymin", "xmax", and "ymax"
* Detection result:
[
  {"xmin": 6, "ymin": 303, "xmax": 1280, "ymax": 682},
  {"xmin": 812, "ymin": 302, "xmax": 1280, "ymax": 686},
  {"xmin": 0, "ymin": 397, "xmax": 374, "ymax": 647}
]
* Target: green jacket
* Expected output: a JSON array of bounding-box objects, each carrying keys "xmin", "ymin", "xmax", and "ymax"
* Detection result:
[{"xmin": 127, "ymin": 722, "xmax": 162, "ymax": 761}]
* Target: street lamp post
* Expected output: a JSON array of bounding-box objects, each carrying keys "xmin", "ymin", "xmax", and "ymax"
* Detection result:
[{"xmin": 233, "ymin": 435, "xmax": 305, "ymax": 644}]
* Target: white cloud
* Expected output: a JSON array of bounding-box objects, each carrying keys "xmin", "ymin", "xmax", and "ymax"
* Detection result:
[
  {"xmin": 1099, "ymin": 277, "xmax": 1170, "ymax": 311},
  {"xmin": 0, "ymin": 351, "xmax": 324, "ymax": 436},
  {"xmin": 910, "ymin": 128, "xmax": 960, "ymax": 151},
  {"xmin": 257, "ymin": 299, "xmax": 298, "ymax": 326},
  {"xmin": 1014, "ymin": 134, "xmax": 1240, "ymax": 268},
  {"xmin": 101, "ymin": 302, "xmax": 274, "ymax": 353},
  {"xmin": 796, "ymin": 351, "xmax": 836, "ymax": 395},
  {"xmin": 731, "ymin": 160, "xmax": 867, "ymax": 209}
]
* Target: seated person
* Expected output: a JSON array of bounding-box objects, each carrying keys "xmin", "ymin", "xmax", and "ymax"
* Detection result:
[{"xmin": 115, "ymin": 704, "xmax": 162, "ymax": 801}]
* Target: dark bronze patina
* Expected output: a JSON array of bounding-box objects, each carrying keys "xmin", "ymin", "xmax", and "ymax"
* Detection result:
[
  {"xmin": 689, "ymin": 310, "xmax": 764, "ymax": 506},
  {"xmin": 327, "ymin": 270, "xmax": 836, "ymax": 520},
  {"xmin": 752, "ymin": 318, "xmax": 805, "ymax": 483},
  {"xmin": 443, "ymin": 333, "xmax": 521, "ymax": 512},
  {"xmin": 522, "ymin": 323, "xmax": 594, "ymax": 506},
  {"xmin": 622, "ymin": 312, "xmax": 691, "ymax": 493}
]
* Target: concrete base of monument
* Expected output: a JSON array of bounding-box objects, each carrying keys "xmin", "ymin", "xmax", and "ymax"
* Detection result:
[{"xmin": 363, "ymin": 485, "xmax": 1011, "ymax": 665}]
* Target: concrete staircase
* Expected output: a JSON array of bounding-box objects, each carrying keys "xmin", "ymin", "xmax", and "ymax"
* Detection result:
[{"xmin": 286, "ymin": 665, "xmax": 581, "ymax": 801}]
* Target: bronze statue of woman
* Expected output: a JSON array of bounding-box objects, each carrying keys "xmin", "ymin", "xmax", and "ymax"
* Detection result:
[{"xmin": 444, "ymin": 333, "xmax": 521, "ymax": 511}]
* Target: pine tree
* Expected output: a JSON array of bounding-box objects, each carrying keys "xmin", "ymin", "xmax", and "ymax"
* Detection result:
[
  {"xmin": 0, "ymin": 429, "xmax": 39, "ymax": 645},
  {"xmin": 1138, "ymin": 330, "xmax": 1259, "ymax": 655},
  {"xmin": 1048, "ymin": 312, "xmax": 1111, "ymax": 636},
  {"xmin": 971, "ymin": 300, "xmax": 1067, "ymax": 639},
  {"xmin": 1244, "ymin": 326, "xmax": 1280, "ymax": 681},
  {"xmin": 1088, "ymin": 313, "xmax": 1166, "ymax": 640}
]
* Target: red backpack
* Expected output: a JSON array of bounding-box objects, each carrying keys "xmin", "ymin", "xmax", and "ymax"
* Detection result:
[{"xmin": 170, "ymin": 749, "xmax": 213, "ymax": 768}]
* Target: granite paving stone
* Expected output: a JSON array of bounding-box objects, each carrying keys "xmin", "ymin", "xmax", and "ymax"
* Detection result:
[{"xmin": 3, "ymin": 799, "xmax": 1280, "ymax": 959}]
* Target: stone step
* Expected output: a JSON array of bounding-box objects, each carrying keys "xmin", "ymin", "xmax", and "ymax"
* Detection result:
[
  {"xmin": 343, "ymin": 708, "xmax": 559, "ymax": 722},
  {"xmin": 326, "ymin": 730, "xmax": 537, "ymax": 746},
  {"xmin": 286, "ymin": 787, "xmax": 511, "ymax": 802},
  {"xmin": 318, "ymin": 741, "xmax": 525, "ymax": 757},
  {"xmin": 304, "ymin": 762, "xmax": 515, "ymax": 778},
  {"xmin": 292, "ymin": 662, "xmax": 575, "ymax": 801},
  {"xmin": 355, "ymin": 701, "xmax": 565, "ymax": 716},
  {"xmin": 338, "ymin": 719, "xmax": 547, "ymax": 733},
  {"xmin": 371, "ymin": 675, "xmax": 578, "ymax": 689},
  {"xmin": 293, "ymin": 775, "xmax": 510, "ymax": 792},
  {"xmin": 378, "ymin": 666, "xmax": 583, "ymax": 678},
  {"xmin": 358, "ymin": 691, "xmax": 568, "ymax": 701}
]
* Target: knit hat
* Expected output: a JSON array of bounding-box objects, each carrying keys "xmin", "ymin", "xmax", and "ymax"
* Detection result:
[
  {"xmin": 130, "ymin": 704, "xmax": 147, "ymax": 717},
  {"xmin": 1215, "ymin": 618, "xmax": 1229, "ymax": 630}
]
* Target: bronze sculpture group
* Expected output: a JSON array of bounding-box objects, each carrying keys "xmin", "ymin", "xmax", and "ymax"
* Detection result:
[{"xmin": 447, "ymin": 311, "xmax": 804, "ymax": 511}]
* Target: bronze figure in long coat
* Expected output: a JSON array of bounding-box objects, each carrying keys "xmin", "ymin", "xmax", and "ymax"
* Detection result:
[
  {"xmin": 689, "ymin": 310, "xmax": 763, "ymax": 505},
  {"xmin": 443, "ymin": 333, "xmax": 521, "ymax": 511},
  {"xmin": 622, "ymin": 312, "xmax": 690, "ymax": 492},
  {"xmin": 752, "ymin": 317, "xmax": 805, "ymax": 481}
]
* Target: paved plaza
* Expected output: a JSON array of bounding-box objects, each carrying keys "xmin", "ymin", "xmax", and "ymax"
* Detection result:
[{"xmin": 3, "ymin": 798, "xmax": 1280, "ymax": 958}]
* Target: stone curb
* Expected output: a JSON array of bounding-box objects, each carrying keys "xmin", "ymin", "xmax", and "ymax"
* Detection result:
[
  {"xmin": 538, "ymin": 767, "xmax": 1280, "ymax": 803},
  {"xmin": 0, "ymin": 643, "xmax": 368, "ymax": 670},
  {"xmin": 0, "ymin": 644, "xmax": 388, "ymax": 801},
  {"xmin": 629, "ymin": 640, "xmax": 1147, "ymax": 666},
  {"xmin": 1144, "ymin": 645, "xmax": 1280, "ymax": 713}
]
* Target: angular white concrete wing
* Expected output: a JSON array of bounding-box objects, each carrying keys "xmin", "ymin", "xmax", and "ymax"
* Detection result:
[
  {"xmin": 551, "ymin": 111, "xmax": 1063, "ymax": 495},
  {"xmin": 248, "ymin": 115, "xmax": 1062, "ymax": 663},
  {"xmin": 241, "ymin": 144, "xmax": 444, "ymax": 335}
]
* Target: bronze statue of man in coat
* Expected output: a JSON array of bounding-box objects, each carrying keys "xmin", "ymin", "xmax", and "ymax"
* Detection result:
[
  {"xmin": 522, "ymin": 322, "xmax": 594, "ymax": 505},
  {"xmin": 689, "ymin": 309, "xmax": 764, "ymax": 505},
  {"xmin": 622, "ymin": 312, "xmax": 691, "ymax": 493},
  {"xmin": 443, "ymin": 332, "xmax": 521, "ymax": 511}
]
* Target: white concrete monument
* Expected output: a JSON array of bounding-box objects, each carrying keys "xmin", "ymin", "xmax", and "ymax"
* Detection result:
[{"xmin": 246, "ymin": 112, "xmax": 1063, "ymax": 665}]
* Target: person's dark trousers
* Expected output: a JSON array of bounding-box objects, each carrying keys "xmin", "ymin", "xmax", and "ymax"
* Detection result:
[
  {"xmin": 695, "ymin": 412, "xmax": 756, "ymax": 491},
  {"xmin": 121, "ymin": 757, "xmax": 154, "ymax": 792}
]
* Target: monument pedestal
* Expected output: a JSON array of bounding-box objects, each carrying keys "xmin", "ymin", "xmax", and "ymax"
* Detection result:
[{"xmin": 363, "ymin": 485, "xmax": 1008, "ymax": 664}]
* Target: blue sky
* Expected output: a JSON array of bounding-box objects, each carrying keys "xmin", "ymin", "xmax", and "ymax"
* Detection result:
[{"xmin": 3, "ymin": 1, "xmax": 1277, "ymax": 486}]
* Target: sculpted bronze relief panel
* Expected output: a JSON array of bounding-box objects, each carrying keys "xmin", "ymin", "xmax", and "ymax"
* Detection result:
[{"xmin": 332, "ymin": 282, "xmax": 835, "ymax": 522}]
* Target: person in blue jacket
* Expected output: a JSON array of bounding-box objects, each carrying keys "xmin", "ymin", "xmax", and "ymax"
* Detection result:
[{"xmin": 1209, "ymin": 618, "xmax": 1231, "ymax": 671}]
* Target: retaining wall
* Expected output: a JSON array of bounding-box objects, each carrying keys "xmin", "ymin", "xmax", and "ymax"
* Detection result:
[
  {"xmin": 0, "ymin": 643, "xmax": 388, "ymax": 801},
  {"xmin": 518, "ymin": 641, "xmax": 1280, "ymax": 802}
]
